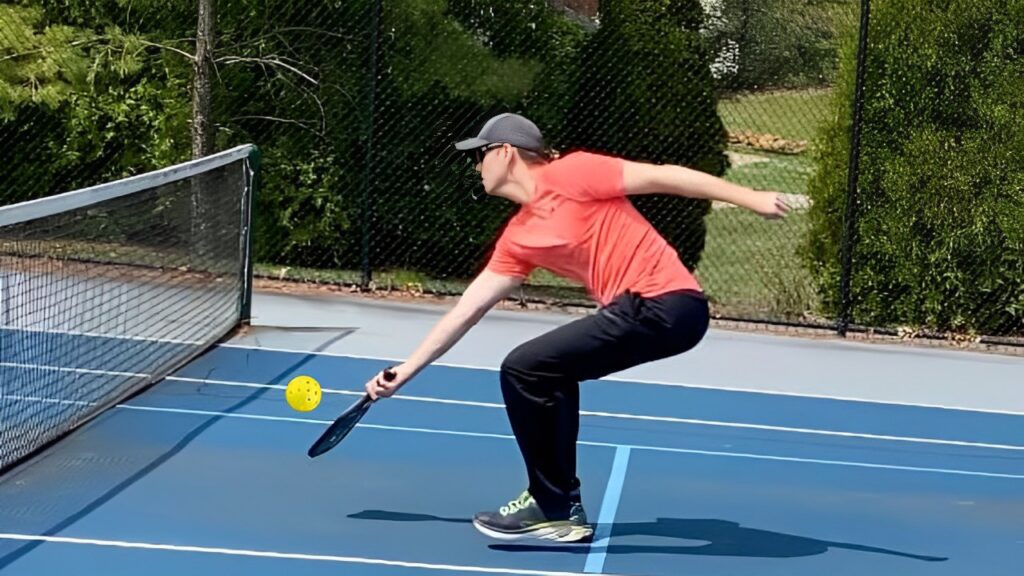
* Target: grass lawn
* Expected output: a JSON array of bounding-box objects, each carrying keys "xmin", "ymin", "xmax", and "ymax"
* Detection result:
[
  {"xmin": 696, "ymin": 208, "xmax": 816, "ymax": 319},
  {"xmin": 718, "ymin": 88, "xmax": 834, "ymax": 142},
  {"xmin": 700, "ymin": 88, "xmax": 827, "ymax": 317},
  {"xmin": 723, "ymin": 150, "xmax": 816, "ymax": 196}
]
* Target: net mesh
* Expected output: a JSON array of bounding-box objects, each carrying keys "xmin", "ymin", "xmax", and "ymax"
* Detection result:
[{"xmin": 0, "ymin": 146, "xmax": 256, "ymax": 472}]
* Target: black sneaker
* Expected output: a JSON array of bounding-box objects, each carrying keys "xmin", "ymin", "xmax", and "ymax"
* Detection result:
[{"xmin": 472, "ymin": 490, "xmax": 593, "ymax": 542}]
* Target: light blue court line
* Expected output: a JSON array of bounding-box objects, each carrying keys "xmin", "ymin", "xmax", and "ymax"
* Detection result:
[
  {"xmin": 584, "ymin": 446, "xmax": 631, "ymax": 573},
  {"xmin": 116, "ymin": 404, "xmax": 1024, "ymax": 479}
]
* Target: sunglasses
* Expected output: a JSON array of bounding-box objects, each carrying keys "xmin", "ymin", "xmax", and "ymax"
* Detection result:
[{"xmin": 472, "ymin": 143, "xmax": 506, "ymax": 164}]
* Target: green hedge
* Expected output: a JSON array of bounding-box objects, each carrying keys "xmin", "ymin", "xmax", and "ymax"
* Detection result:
[
  {"xmin": 804, "ymin": 0, "xmax": 1024, "ymax": 335},
  {"xmin": 358, "ymin": 0, "xmax": 725, "ymax": 279}
]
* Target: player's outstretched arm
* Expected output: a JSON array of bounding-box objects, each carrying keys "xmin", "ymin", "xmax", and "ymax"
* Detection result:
[
  {"xmin": 622, "ymin": 160, "xmax": 791, "ymax": 219},
  {"xmin": 365, "ymin": 270, "xmax": 522, "ymax": 399}
]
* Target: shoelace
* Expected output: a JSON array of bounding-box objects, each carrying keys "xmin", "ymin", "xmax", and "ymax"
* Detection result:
[{"xmin": 499, "ymin": 491, "xmax": 533, "ymax": 516}]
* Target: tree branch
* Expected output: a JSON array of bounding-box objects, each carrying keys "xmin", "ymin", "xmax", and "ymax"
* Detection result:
[
  {"xmin": 215, "ymin": 55, "xmax": 318, "ymax": 85},
  {"xmin": 0, "ymin": 37, "xmax": 197, "ymax": 65},
  {"xmin": 258, "ymin": 65, "xmax": 328, "ymax": 134},
  {"xmin": 228, "ymin": 115, "xmax": 326, "ymax": 139},
  {"xmin": 0, "ymin": 38, "xmax": 103, "ymax": 63},
  {"xmin": 217, "ymin": 27, "xmax": 354, "ymax": 53},
  {"xmin": 138, "ymin": 39, "xmax": 196, "ymax": 61},
  {"xmin": 272, "ymin": 27, "xmax": 355, "ymax": 39}
]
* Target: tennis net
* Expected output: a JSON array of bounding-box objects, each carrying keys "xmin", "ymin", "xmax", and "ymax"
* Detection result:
[{"xmin": 0, "ymin": 145, "xmax": 258, "ymax": 473}]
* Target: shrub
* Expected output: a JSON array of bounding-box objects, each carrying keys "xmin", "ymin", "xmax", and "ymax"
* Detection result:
[{"xmin": 804, "ymin": 0, "xmax": 1024, "ymax": 335}]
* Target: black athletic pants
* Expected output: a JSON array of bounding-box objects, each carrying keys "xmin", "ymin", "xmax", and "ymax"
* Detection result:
[{"xmin": 499, "ymin": 289, "xmax": 710, "ymax": 517}]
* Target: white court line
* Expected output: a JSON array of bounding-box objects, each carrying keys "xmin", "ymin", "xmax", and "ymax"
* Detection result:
[
  {"xmin": 0, "ymin": 533, "xmax": 600, "ymax": 575},
  {"xmin": 163, "ymin": 376, "xmax": 1024, "ymax": 451},
  {"xmin": 1, "ymin": 365, "xmax": 1020, "ymax": 451},
  {"xmin": 168, "ymin": 376, "xmax": 502, "ymax": 408},
  {"xmin": 214, "ymin": 344, "xmax": 1024, "ymax": 416},
  {"xmin": 0, "ymin": 325, "xmax": 203, "ymax": 346},
  {"xmin": 0, "ymin": 362, "xmax": 150, "ymax": 378},
  {"xmin": 116, "ymin": 404, "xmax": 1024, "ymax": 479},
  {"xmin": 1, "ymin": 395, "xmax": 94, "ymax": 407}
]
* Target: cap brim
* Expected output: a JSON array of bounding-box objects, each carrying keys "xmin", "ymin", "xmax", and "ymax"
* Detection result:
[{"xmin": 454, "ymin": 137, "xmax": 489, "ymax": 151}]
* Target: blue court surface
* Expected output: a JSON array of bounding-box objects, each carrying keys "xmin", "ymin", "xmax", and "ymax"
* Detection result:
[{"xmin": 0, "ymin": 296, "xmax": 1022, "ymax": 576}]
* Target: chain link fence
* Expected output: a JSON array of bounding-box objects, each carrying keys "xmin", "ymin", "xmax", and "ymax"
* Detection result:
[{"xmin": 1, "ymin": 0, "xmax": 1021, "ymax": 345}]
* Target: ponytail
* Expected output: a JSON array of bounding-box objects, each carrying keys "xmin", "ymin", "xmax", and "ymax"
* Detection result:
[{"xmin": 517, "ymin": 147, "xmax": 560, "ymax": 165}]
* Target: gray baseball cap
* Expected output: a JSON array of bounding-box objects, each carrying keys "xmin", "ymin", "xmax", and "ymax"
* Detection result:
[{"xmin": 454, "ymin": 113, "xmax": 545, "ymax": 154}]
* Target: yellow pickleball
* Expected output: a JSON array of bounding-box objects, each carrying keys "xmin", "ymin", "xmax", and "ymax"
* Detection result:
[{"xmin": 285, "ymin": 375, "xmax": 322, "ymax": 412}]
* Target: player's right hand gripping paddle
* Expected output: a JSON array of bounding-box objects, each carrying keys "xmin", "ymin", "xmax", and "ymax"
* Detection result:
[{"xmin": 307, "ymin": 368, "xmax": 395, "ymax": 458}]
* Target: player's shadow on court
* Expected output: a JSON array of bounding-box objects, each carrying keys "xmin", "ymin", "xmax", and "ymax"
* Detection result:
[{"xmin": 347, "ymin": 511, "xmax": 947, "ymax": 561}]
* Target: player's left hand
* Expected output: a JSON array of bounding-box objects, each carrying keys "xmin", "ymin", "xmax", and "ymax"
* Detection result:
[{"xmin": 752, "ymin": 191, "xmax": 792, "ymax": 219}]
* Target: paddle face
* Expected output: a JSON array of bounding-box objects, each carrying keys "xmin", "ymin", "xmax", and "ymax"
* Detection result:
[
  {"xmin": 307, "ymin": 394, "xmax": 373, "ymax": 457},
  {"xmin": 307, "ymin": 368, "xmax": 394, "ymax": 458}
]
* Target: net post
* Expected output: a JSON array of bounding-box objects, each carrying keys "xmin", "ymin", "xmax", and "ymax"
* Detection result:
[{"xmin": 241, "ymin": 146, "xmax": 261, "ymax": 323}]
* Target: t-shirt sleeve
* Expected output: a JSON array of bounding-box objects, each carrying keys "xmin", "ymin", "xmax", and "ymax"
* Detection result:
[
  {"xmin": 544, "ymin": 151, "xmax": 625, "ymax": 201},
  {"xmin": 485, "ymin": 233, "xmax": 534, "ymax": 279}
]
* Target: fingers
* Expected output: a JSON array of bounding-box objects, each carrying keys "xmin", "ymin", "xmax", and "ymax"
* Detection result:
[
  {"xmin": 777, "ymin": 195, "xmax": 791, "ymax": 212},
  {"xmin": 365, "ymin": 381, "xmax": 378, "ymax": 400},
  {"xmin": 775, "ymin": 195, "xmax": 791, "ymax": 218},
  {"xmin": 761, "ymin": 193, "xmax": 792, "ymax": 219},
  {"xmin": 364, "ymin": 368, "xmax": 401, "ymax": 400},
  {"xmin": 364, "ymin": 374, "xmax": 388, "ymax": 399}
]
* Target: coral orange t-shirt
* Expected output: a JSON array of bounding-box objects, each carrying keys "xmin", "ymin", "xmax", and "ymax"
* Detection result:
[{"xmin": 485, "ymin": 151, "xmax": 701, "ymax": 306}]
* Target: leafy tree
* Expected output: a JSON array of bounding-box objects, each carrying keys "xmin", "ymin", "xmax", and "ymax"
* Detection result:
[{"xmin": 0, "ymin": 3, "xmax": 189, "ymax": 200}]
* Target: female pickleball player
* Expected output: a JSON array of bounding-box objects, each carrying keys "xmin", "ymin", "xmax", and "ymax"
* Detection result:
[{"xmin": 363, "ymin": 113, "xmax": 790, "ymax": 542}]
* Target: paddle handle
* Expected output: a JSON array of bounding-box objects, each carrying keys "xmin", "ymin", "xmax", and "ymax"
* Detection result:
[{"xmin": 366, "ymin": 367, "xmax": 397, "ymax": 404}]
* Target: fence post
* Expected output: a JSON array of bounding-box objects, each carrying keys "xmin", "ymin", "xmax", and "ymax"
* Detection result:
[
  {"xmin": 361, "ymin": 0, "xmax": 382, "ymax": 288},
  {"xmin": 838, "ymin": 0, "xmax": 871, "ymax": 336}
]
